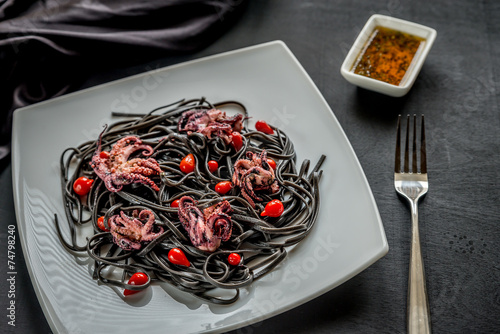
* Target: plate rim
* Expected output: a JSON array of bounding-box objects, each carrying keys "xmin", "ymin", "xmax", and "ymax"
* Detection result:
[{"xmin": 12, "ymin": 40, "xmax": 388, "ymax": 333}]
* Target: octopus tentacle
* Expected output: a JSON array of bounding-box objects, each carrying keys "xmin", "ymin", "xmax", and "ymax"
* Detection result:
[
  {"xmin": 125, "ymin": 158, "xmax": 162, "ymax": 173},
  {"xmin": 259, "ymin": 151, "xmax": 270, "ymax": 171},
  {"xmin": 109, "ymin": 209, "xmax": 163, "ymax": 250},
  {"xmin": 232, "ymin": 150, "xmax": 278, "ymax": 208},
  {"xmin": 207, "ymin": 213, "xmax": 232, "ymax": 242},
  {"xmin": 139, "ymin": 211, "xmax": 163, "ymax": 242},
  {"xmin": 242, "ymin": 174, "xmax": 264, "ymax": 202},
  {"xmin": 240, "ymin": 188, "xmax": 256, "ymax": 208},
  {"xmin": 220, "ymin": 113, "xmax": 244, "ymax": 132},
  {"xmin": 105, "ymin": 177, "xmax": 122, "ymax": 192},
  {"xmin": 110, "ymin": 136, "xmax": 154, "ymax": 163},
  {"xmin": 178, "ymin": 196, "xmax": 233, "ymax": 252},
  {"xmin": 90, "ymin": 134, "xmax": 161, "ymax": 192},
  {"xmin": 178, "ymin": 108, "xmax": 244, "ymax": 144},
  {"xmin": 113, "ymin": 172, "xmax": 160, "ymax": 191}
]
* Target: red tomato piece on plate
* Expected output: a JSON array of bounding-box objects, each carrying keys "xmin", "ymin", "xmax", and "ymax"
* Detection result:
[
  {"xmin": 255, "ymin": 120, "xmax": 274, "ymax": 135},
  {"xmin": 168, "ymin": 248, "xmax": 190, "ymax": 267},
  {"xmin": 215, "ymin": 181, "xmax": 232, "ymax": 195},
  {"xmin": 123, "ymin": 272, "xmax": 149, "ymax": 296},
  {"xmin": 180, "ymin": 153, "xmax": 196, "ymax": 173},
  {"xmin": 208, "ymin": 160, "xmax": 219, "ymax": 173},
  {"xmin": 73, "ymin": 176, "xmax": 93, "ymax": 196},
  {"xmin": 267, "ymin": 158, "xmax": 277, "ymax": 170},
  {"xmin": 97, "ymin": 216, "xmax": 109, "ymax": 232},
  {"xmin": 231, "ymin": 132, "xmax": 243, "ymax": 151},
  {"xmin": 228, "ymin": 253, "xmax": 241, "ymax": 266},
  {"xmin": 261, "ymin": 199, "xmax": 284, "ymax": 217},
  {"xmin": 99, "ymin": 151, "xmax": 110, "ymax": 159}
]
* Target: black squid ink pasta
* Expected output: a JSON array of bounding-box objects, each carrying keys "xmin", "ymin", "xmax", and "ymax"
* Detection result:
[{"xmin": 55, "ymin": 97, "xmax": 325, "ymax": 304}]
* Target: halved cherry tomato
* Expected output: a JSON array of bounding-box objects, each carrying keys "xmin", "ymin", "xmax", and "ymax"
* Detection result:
[
  {"xmin": 99, "ymin": 151, "xmax": 110, "ymax": 159},
  {"xmin": 170, "ymin": 199, "xmax": 180, "ymax": 208},
  {"xmin": 168, "ymin": 248, "xmax": 190, "ymax": 267},
  {"xmin": 228, "ymin": 253, "xmax": 241, "ymax": 266},
  {"xmin": 215, "ymin": 181, "xmax": 232, "ymax": 195},
  {"xmin": 231, "ymin": 132, "xmax": 243, "ymax": 151},
  {"xmin": 180, "ymin": 153, "xmax": 196, "ymax": 173},
  {"xmin": 261, "ymin": 199, "xmax": 284, "ymax": 217},
  {"xmin": 123, "ymin": 272, "xmax": 148, "ymax": 296},
  {"xmin": 207, "ymin": 160, "xmax": 219, "ymax": 173},
  {"xmin": 267, "ymin": 158, "xmax": 277, "ymax": 170},
  {"xmin": 97, "ymin": 216, "xmax": 109, "ymax": 232},
  {"xmin": 255, "ymin": 120, "xmax": 274, "ymax": 135},
  {"xmin": 73, "ymin": 176, "xmax": 94, "ymax": 196}
]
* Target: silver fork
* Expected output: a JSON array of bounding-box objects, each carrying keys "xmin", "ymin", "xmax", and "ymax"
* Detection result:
[{"xmin": 394, "ymin": 114, "xmax": 431, "ymax": 334}]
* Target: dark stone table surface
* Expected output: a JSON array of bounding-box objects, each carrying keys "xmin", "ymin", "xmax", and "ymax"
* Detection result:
[{"xmin": 1, "ymin": 0, "xmax": 499, "ymax": 333}]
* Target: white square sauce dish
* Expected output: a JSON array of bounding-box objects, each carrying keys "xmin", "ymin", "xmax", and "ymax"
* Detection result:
[{"xmin": 340, "ymin": 14, "xmax": 437, "ymax": 97}]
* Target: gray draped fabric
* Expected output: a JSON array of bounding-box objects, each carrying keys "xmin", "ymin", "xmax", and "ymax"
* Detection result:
[{"xmin": 0, "ymin": 0, "xmax": 247, "ymax": 160}]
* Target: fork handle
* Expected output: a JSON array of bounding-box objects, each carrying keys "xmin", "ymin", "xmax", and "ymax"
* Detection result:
[{"xmin": 408, "ymin": 201, "xmax": 431, "ymax": 334}]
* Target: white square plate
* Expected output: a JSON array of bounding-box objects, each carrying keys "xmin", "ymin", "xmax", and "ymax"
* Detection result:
[
  {"xmin": 12, "ymin": 41, "xmax": 388, "ymax": 333},
  {"xmin": 341, "ymin": 14, "xmax": 437, "ymax": 97}
]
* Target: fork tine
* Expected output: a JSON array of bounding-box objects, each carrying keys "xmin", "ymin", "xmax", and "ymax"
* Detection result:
[
  {"xmin": 404, "ymin": 115, "xmax": 410, "ymax": 173},
  {"xmin": 421, "ymin": 115, "xmax": 427, "ymax": 173},
  {"xmin": 412, "ymin": 114, "xmax": 417, "ymax": 173},
  {"xmin": 395, "ymin": 115, "xmax": 401, "ymax": 173}
]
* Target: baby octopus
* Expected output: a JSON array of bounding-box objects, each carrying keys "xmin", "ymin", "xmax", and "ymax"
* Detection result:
[
  {"xmin": 90, "ymin": 130, "xmax": 162, "ymax": 192},
  {"xmin": 109, "ymin": 209, "xmax": 164, "ymax": 250},
  {"xmin": 232, "ymin": 150, "xmax": 279, "ymax": 208},
  {"xmin": 178, "ymin": 196, "xmax": 233, "ymax": 252},
  {"xmin": 178, "ymin": 108, "xmax": 244, "ymax": 144}
]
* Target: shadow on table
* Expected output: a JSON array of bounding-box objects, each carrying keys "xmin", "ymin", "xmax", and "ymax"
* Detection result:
[
  {"xmin": 0, "ymin": 145, "xmax": 9, "ymax": 170},
  {"xmin": 225, "ymin": 276, "xmax": 370, "ymax": 334},
  {"xmin": 353, "ymin": 87, "xmax": 411, "ymax": 123}
]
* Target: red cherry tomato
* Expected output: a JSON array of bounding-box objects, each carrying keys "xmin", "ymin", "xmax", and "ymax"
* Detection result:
[
  {"xmin": 215, "ymin": 181, "xmax": 232, "ymax": 195},
  {"xmin": 99, "ymin": 151, "xmax": 110, "ymax": 159},
  {"xmin": 180, "ymin": 153, "xmax": 196, "ymax": 173},
  {"xmin": 123, "ymin": 272, "xmax": 149, "ymax": 296},
  {"xmin": 97, "ymin": 216, "xmax": 109, "ymax": 232},
  {"xmin": 207, "ymin": 160, "xmax": 219, "ymax": 173},
  {"xmin": 267, "ymin": 158, "xmax": 277, "ymax": 170},
  {"xmin": 228, "ymin": 253, "xmax": 241, "ymax": 266},
  {"xmin": 73, "ymin": 176, "xmax": 94, "ymax": 196},
  {"xmin": 168, "ymin": 248, "xmax": 190, "ymax": 267},
  {"xmin": 231, "ymin": 132, "xmax": 243, "ymax": 151},
  {"xmin": 261, "ymin": 199, "xmax": 284, "ymax": 217},
  {"xmin": 170, "ymin": 199, "xmax": 180, "ymax": 208},
  {"xmin": 255, "ymin": 120, "xmax": 274, "ymax": 135}
]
